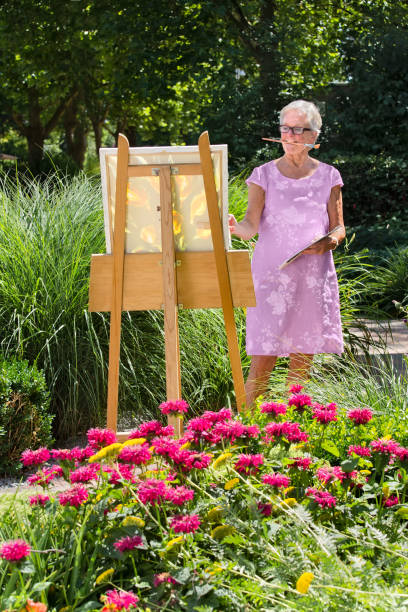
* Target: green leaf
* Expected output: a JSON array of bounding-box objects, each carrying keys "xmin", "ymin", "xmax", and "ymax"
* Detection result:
[{"xmin": 321, "ymin": 440, "xmax": 340, "ymax": 457}]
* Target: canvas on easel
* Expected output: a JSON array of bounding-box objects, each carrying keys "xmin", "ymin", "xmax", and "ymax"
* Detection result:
[{"xmin": 89, "ymin": 132, "xmax": 255, "ymax": 440}]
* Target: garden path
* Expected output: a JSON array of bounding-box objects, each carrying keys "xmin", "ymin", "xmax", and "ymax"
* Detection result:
[{"xmin": 350, "ymin": 319, "xmax": 408, "ymax": 376}]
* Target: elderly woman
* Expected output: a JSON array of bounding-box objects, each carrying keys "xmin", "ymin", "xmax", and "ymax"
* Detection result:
[{"xmin": 229, "ymin": 100, "xmax": 345, "ymax": 405}]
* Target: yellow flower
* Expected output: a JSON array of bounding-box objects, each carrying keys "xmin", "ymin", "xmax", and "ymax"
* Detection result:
[
  {"xmin": 205, "ymin": 562, "xmax": 223, "ymax": 575},
  {"xmin": 160, "ymin": 535, "xmax": 184, "ymax": 557},
  {"xmin": 95, "ymin": 568, "xmax": 114, "ymax": 584},
  {"xmin": 212, "ymin": 453, "xmax": 232, "ymax": 469},
  {"xmin": 180, "ymin": 441, "xmax": 191, "ymax": 450},
  {"xmin": 89, "ymin": 443, "xmax": 122, "ymax": 463},
  {"xmin": 206, "ymin": 506, "xmax": 224, "ymax": 523},
  {"xmin": 296, "ymin": 572, "xmax": 314, "ymax": 594},
  {"xmin": 224, "ymin": 478, "xmax": 239, "ymax": 490},
  {"xmin": 211, "ymin": 525, "xmax": 235, "ymax": 540},
  {"xmin": 280, "ymin": 498, "xmax": 297, "ymax": 508},
  {"xmin": 122, "ymin": 516, "xmax": 145, "ymax": 528},
  {"xmin": 284, "ymin": 486, "xmax": 295, "ymax": 496},
  {"xmin": 120, "ymin": 438, "xmax": 146, "ymax": 448},
  {"xmin": 382, "ymin": 484, "xmax": 390, "ymax": 498},
  {"xmin": 360, "ymin": 470, "xmax": 371, "ymax": 475}
]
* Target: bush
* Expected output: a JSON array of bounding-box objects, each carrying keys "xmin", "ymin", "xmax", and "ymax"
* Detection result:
[{"xmin": 0, "ymin": 358, "xmax": 53, "ymax": 473}]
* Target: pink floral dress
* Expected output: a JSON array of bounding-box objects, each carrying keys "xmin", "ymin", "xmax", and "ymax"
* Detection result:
[{"xmin": 245, "ymin": 160, "xmax": 344, "ymax": 356}]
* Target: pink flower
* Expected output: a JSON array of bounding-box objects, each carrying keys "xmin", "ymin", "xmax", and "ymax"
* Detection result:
[
  {"xmin": 234, "ymin": 453, "xmax": 264, "ymax": 475},
  {"xmin": 159, "ymin": 400, "xmax": 189, "ymax": 415},
  {"xmin": 212, "ymin": 420, "xmax": 246, "ymax": 442},
  {"xmin": 262, "ymin": 473, "xmax": 291, "ymax": 488},
  {"xmin": 257, "ymin": 502, "xmax": 273, "ymax": 516},
  {"xmin": 70, "ymin": 465, "xmax": 99, "ymax": 483},
  {"xmin": 58, "ymin": 484, "xmax": 89, "ymax": 507},
  {"xmin": 370, "ymin": 438, "xmax": 400, "ymax": 456},
  {"xmin": 0, "ymin": 539, "xmax": 31, "ymax": 562},
  {"xmin": 51, "ymin": 446, "xmax": 95, "ymax": 462},
  {"xmin": 102, "ymin": 589, "xmax": 139, "ymax": 610},
  {"xmin": 288, "ymin": 384, "xmax": 304, "ymax": 394},
  {"xmin": 129, "ymin": 420, "xmax": 174, "ymax": 439},
  {"xmin": 348, "ymin": 445, "xmax": 371, "ymax": 457},
  {"xmin": 316, "ymin": 466, "xmax": 356, "ymax": 485},
  {"xmin": 325, "ymin": 402, "xmax": 338, "ymax": 412},
  {"xmin": 27, "ymin": 465, "xmax": 63, "ymax": 487},
  {"xmin": 383, "ymin": 495, "xmax": 399, "ymax": 507},
  {"xmin": 288, "ymin": 394, "xmax": 312, "ymax": 412},
  {"xmin": 312, "ymin": 406, "xmax": 337, "ymax": 424},
  {"xmin": 306, "ymin": 487, "xmax": 337, "ymax": 508},
  {"xmin": 165, "ymin": 485, "xmax": 194, "ymax": 506},
  {"xmin": 201, "ymin": 408, "xmax": 232, "ymax": 423},
  {"xmin": 264, "ymin": 421, "xmax": 308, "ymax": 443},
  {"xmin": 347, "ymin": 408, "xmax": 373, "ymax": 425},
  {"xmin": 138, "ymin": 479, "xmax": 167, "ymax": 504},
  {"xmin": 153, "ymin": 572, "xmax": 178, "ymax": 587},
  {"xmin": 288, "ymin": 457, "xmax": 312, "ymax": 470},
  {"xmin": 170, "ymin": 514, "xmax": 201, "ymax": 533},
  {"xmin": 395, "ymin": 447, "xmax": 408, "ymax": 463},
  {"xmin": 29, "ymin": 494, "xmax": 50, "ymax": 506},
  {"xmin": 104, "ymin": 464, "xmax": 138, "ymax": 485},
  {"xmin": 260, "ymin": 402, "xmax": 287, "ymax": 417},
  {"xmin": 114, "ymin": 535, "xmax": 143, "ymax": 552},
  {"xmin": 21, "ymin": 447, "xmax": 50, "ymax": 467},
  {"xmin": 118, "ymin": 445, "xmax": 152, "ymax": 465},
  {"xmin": 87, "ymin": 428, "xmax": 117, "ymax": 449}
]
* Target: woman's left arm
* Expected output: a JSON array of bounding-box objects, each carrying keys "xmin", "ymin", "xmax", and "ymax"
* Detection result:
[{"xmin": 305, "ymin": 185, "xmax": 346, "ymax": 254}]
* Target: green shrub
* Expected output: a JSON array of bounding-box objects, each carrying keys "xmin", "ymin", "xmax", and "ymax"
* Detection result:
[{"xmin": 0, "ymin": 358, "xmax": 53, "ymax": 473}]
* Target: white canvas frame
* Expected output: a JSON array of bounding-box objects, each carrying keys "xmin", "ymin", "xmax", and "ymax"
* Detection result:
[{"xmin": 99, "ymin": 144, "xmax": 229, "ymax": 254}]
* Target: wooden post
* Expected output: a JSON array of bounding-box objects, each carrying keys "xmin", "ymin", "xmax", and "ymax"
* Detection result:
[
  {"xmin": 159, "ymin": 166, "xmax": 183, "ymax": 436},
  {"xmin": 198, "ymin": 131, "xmax": 247, "ymax": 411},
  {"xmin": 106, "ymin": 134, "xmax": 129, "ymax": 431}
]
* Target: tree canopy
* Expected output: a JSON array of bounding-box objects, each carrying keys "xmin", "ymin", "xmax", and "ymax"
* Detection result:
[{"xmin": 0, "ymin": 0, "xmax": 407, "ymax": 171}]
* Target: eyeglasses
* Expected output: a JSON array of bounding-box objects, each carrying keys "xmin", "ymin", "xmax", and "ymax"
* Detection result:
[{"xmin": 279, "ymin": 125, "xmax": 313, "ymax": 135}]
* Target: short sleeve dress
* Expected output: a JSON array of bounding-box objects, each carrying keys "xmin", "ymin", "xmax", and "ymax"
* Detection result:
[{"xmin": 245, "ymin": 160, "xmax": 344, "ymax": 357}]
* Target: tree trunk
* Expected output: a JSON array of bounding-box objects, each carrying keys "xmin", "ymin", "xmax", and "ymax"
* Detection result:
[
  {"xmin": 25, "ymin": 88, "xmax": 46, "ymax": 173},
  {"xmin": 63, "ymin": 98, "xmax": 87, "ymax": 169}
]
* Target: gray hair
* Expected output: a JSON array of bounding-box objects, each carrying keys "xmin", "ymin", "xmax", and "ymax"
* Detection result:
[{"xmin": 279, "ymin": 100, "xmax": 322, "ymax": 132}]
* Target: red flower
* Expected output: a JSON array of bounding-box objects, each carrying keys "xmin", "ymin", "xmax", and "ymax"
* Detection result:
[
  {"xmin": 101, "ymin": 589, "xmax": 139, "ymax": 610},
  {"xmin": 154, "ymin": 572, "xmax": 178, "ymax": 587},
  {"xmin": 159, "ymin": 400, "xmax": 189, "ymax": 415},
  {"xmin": 58, "ymin": 485, "xmax": 89, "ymax": 507},
  {"xmin": 348, "ymin": 445, "xmax": 371, "ymax": 457},
  {"xmin": 257, "ymin": 502, "xmax": 273, "ymax": 516},
  {"xmin": 29, "ymin": 494, "xmax": 50, "ymax": 506},
  {"xmin": 165, "ymin": 485, "xmax": 194, "ymax": 506},
  {"xmin": 234, "ymin": 453, "xmax": 264, "ymax": 475},
  {"xmin": 0, "ymin": 539, "xmax": 31, "ymax": 562},
  {"xmin": 262, "ymin": 473, "xmax": 291, "ymax": 488},
  {"xmin": 260, "ymin": 402, "xmax": 287, "ymax": 417},
  {"xmin": 383, "ymin": 495, "xmax": 399, "ymax": 507},
  {"xmin": 114, "ymin": 536, "xmax": 143, "ymax": 552},
  {"xmin": 306, "ymin": 487, "xmax": 337, "ymax": 508},
  {"xmin": 288, "ymin": 384, "xmax": 304, "ymax": 394},
  {"xmin": 138, "ymin": 479, "xmax": 167, "ymax": 504},
  {"xmin": 288, "ymin": 457, "xmax": 312, "ymax": 470},
  {"xmin": 312, "ymin": 405, "xmax": 337, "ymax": 424},
  {"xmin": 118, "ymin": 445, "xmax": 152, "ymax": 465},
  {"xmin": 21, "ymin": 448, "xmax": 50, "ymax": 467},
  {"xmin": 288, "ymin": 394, "xmax": 312, "ymax": 412},
  {"xmin": 87, "ymin": 428, "xmax": 117, "ymax": 449},
  {"xmin": 347, "ymin": 408, "xmax": 373, "ymax": 425},
  {"xmin": 170, "ymin": 514, "xmax": 201, "ymax": 533}
]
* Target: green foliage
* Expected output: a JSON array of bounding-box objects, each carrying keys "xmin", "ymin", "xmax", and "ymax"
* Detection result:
[{"xmin": 0, "ymin": 357, "xmax": 52, "ymax": 473}]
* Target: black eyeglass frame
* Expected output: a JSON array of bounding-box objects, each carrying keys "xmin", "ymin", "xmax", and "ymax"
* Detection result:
[{"xmin": 279, "ymin": 125, "xmax": 314, "ymax": 135}]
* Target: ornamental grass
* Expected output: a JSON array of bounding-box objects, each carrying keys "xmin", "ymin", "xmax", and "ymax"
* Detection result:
[{"xmin": 2, "ymin": 390, "xmax": 408, "ymax": 610}]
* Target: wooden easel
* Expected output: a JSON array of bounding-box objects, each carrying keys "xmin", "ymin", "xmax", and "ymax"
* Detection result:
[{"xmin": 89, "ymin": 131, "xmax": 255, "ymax": 440}]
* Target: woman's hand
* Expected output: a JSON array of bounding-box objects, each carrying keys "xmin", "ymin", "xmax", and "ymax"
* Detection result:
[
  {"xmin": 303, "ymin": 235, "xmax": 338, "ymax": 255},
  {"xmin": 228, "ymin": 214, "xmax": 256, "ymax": 240}
]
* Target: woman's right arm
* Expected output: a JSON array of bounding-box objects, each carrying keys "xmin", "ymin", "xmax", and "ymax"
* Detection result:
[{"xmin": 229, "ymin": 183, "xmax": 265, "ymax": 240}]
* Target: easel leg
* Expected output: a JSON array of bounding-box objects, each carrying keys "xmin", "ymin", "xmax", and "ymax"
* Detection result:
[
  {"xmin": 159, "ymin": 166, "xmax": 183, "ymax": 436},
  {"xmin": 106, "ymin": 134, "xmax": 129, "ymax": 431},
  {"xmin": 198, "ymin": 131, "xmax": 247, "ymax": 411}
]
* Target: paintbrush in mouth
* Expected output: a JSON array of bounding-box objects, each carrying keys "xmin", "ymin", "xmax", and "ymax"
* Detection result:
[{"xmin": 262, "ymin": 137, "xmax": 320, "ymax": 149}]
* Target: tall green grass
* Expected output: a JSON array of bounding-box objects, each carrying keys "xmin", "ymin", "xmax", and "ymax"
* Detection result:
[
  {"xmin": 0, "ymin": 172, "xmax": 382, "ymax": 439},
  {"xmin": 0, "ymin": 174, "xmax": 250, "ymax": 438}
]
